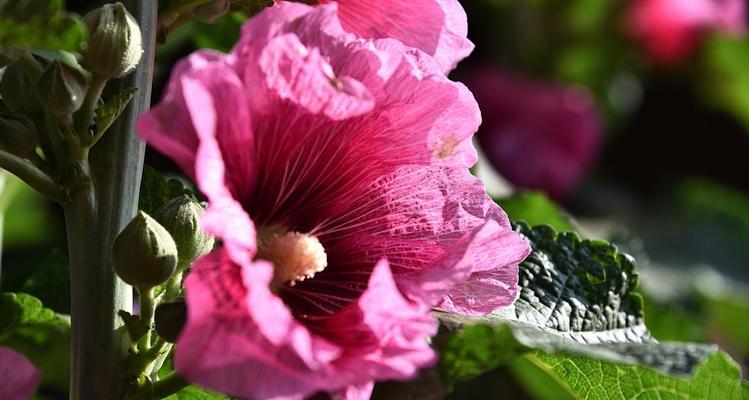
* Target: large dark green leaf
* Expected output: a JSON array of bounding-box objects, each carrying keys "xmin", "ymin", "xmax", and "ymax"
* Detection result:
[
  {"xmin": 0, "ymin": 0, "xmax": 85, "ymax": 51},
  {"xmin": 437, "ymin": 223, "xmax": 740, "ymax": 394},
  {"xmin": 525, "ymin": 351, "xmax": 747, "ymax": 400}
]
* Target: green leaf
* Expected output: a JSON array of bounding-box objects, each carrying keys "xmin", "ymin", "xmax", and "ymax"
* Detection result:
[
  {"xmin": 93, "ymin": 86, "xmax": 136, "ymax": 141},
  {"xmin": 496, "ymin": 192, "xmax": 577, "ymax": 233},
  {"xmin": 700, "ymin": 36, "xmax": 749, "ymax": 131},
  {"xmin": 525, "ymin": 350, "xmax": 746, "ymax": 400},
  {"xmin": 437, "ymin": 223, "xmax": 731, "ymax": 389},
  {"xmin": 0, "ymin": 292, "xmax": 67, "ymax": 339},
  {"xmin": 139, "ymin": 165, "xmax": 194, "ymax": 215},
  {"xmin": 0, "ymin": 292, "xmax": 70, "ymax": 396},
  {"xmin": 158, "ymin": 358, "xmax": 228, "ymax": 399},
  {"xmin": 509, "ymin": 355, "xmax": 575, "ymax": 400},
  {"xmin": 0, "ymin": 0, "xmax": 85, "ymax": 51},
  {"xmin": 19, "ymin": 249, "xmax": 70, "ymax": 314},
  {"xmin": 1, "ymin": 175, "xmax": 59, "ymax": 249},
  {"xmin": 189, "ymin": 12, "xmax": 248, "ymax": 52}
]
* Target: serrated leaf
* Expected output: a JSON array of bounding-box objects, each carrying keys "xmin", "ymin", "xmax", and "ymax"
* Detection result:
[
  {"xmin": 0, "ymin": 0, "xmax": 85, "ymax": 51},
  {"xmin": 436, "ymin": 223, "xmax": 733, "ymax": 389},
  {"xmin": 526, "ymin": 350, "xmax": 746, "ymax": 400},
  {"xmin": 496, "ymin": 192, "xmax": 577, "ymax": 233},
  {"xmin": 0, "ymin": 292, "xmax": 67, "ymax": 339},
  {"xmin": 139, "ymin": 165, "xmax": 194, "ymax": 215},
  {"xmin": 93, "ymin": 87, "xmax": 136, "ymax": 141}
]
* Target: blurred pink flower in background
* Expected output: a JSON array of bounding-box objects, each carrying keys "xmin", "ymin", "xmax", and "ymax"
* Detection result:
[
  {"xmin": 625, "ymin": 0, "xmax": 747, "ymax": 65},
  {"xmin": 139, "ymin": 3, "xmax": 529, "ymax": 399},
  {"xmin": 466, "ymin": 68, "xmax": 602, "ymax": 201},
  {"xmin": 277, "ymin": 0, "xmax": 474, "ymax": 72},
  {"xmin": 0, "ymin": 347, "xmax": 41, "ymax": 400}
]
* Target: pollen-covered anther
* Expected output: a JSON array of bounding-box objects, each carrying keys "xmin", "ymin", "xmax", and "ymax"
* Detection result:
[{"xmin": 257, "ymin": 232, "xmax": 328, "ymax": 288}]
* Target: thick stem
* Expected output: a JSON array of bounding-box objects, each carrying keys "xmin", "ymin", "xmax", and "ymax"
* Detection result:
[{"xmin": 65, "ymin": 2, "xmax": 157, "ymax": 399}]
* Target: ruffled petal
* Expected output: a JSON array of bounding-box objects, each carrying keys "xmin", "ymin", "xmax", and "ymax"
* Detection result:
[
  {"xmin": 305, "ymin": 260, "xmax": 437, "ymax": 380},
  {"xmin": 259, "ymin": 33, "xmax": 374, "ymax": 120},
  {"xmin": 310, "ymin": 165, "xmax": 527, "ymax": 315},
  {"xmin": 324, "ymin": 0, "xmax": 473, "ymax": 72},
  {"xmin": 176, "ymin": 253, "xmax": 435, "ymax": 399},
  {"xmin": 0, "ymin": 347, "xmax": 41, "ymax": 400},
  {"xmin": 175, "ymin": 250, "xmax": 340, "ymax": 399}
]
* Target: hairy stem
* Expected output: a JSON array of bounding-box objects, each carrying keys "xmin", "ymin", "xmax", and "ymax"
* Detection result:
[{"xmin": 65, "ymin": 2, "xmax": 157, "ymax": 399}]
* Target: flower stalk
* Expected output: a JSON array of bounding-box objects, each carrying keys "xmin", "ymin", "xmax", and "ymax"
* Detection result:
[{"xmin": 62, "ymin": 2, "xmax": 157, "ymax": 399}]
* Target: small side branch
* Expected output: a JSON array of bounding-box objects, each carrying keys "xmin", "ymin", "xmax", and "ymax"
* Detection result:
[{"xmin": 0, "ymin": 149, "xmax": 65, "ymax": 202}]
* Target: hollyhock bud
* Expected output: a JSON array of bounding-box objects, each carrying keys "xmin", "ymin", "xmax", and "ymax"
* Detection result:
[
  {"xmin": 0, "ymin": 112, "xmax": 38, "ymax": 158},
  {"xmin": 82, "ymin": 2, "xmax": 143, "ymax": 78},
  {"xmin": 0, "ymin": 63, "xmax": 41, "ymax": 115},
  {"xmin": 465, "ymin": 68, "xmax": 602, "ymax": 201},
  {"xmin": 112, "ymin": 211, "xmax": 178, "ymax": 288},
  {"xmin": 0, "ymin": 347, "xmax": 41, "ymax": 400},
  {"xmin": 37, "ymin": 60, "xmax": 88, "ymax": 118},
  {"xmin": 154, "ymin": 300, "xmax": 187, "ymax": 343},
  {"xmin": 193, "ymin": 0, "xmax": 230, "ymax": 23},
  {"xmin": 153, "ymin": 195, "xmax": 214, "ymax": 270}
]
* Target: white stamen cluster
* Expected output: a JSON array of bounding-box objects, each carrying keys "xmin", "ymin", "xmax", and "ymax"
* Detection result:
[{"xmin": 257, "ymin": 231, "xmax": 328, "ymax": 288}]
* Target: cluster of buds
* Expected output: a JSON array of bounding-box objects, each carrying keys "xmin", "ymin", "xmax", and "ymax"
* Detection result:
[
  {"xmin": 112, "ymin": 196, "xmax": 214, "ymax": 289},
  {"xmin": 112, "ymin": 196, "xmax": 214, "ymax": 345},
  {"xmin": 0, "ymin": 2, "xmax": 143, "ymax": 168}
]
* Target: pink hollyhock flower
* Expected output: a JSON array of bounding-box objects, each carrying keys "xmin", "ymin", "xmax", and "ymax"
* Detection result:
[
  {"xmin": 275, "ymin": 0, "xmax": 473, "ymax": 72},
  {"xmin": 465, "ymin": 68, "xmax": 602, "ymax": 201},
  {"xmin": 138, "ymin": 2, "xmax": 529, "ymax": 399},
  {"xmin": 0, "ymin": 347, "xmax": 41, "ymax": 400},
  {"xmin": 626, "ymin": 0, "xmax": 747, "ymax": 65}
]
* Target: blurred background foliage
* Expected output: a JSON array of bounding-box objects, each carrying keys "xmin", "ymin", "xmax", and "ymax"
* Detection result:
[{"xmin": 1, "ymin": 0, "xmax": 748, "ymax": 399}]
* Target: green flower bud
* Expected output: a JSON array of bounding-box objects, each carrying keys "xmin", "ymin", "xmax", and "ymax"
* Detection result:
[
  {"xmin": 112, "ymin": 211, "xmax": 178, "ymax": 288},
  {"xmin": 154, "ymin": 195, "xmax": 214, "ymax": 269},
  {"xmin": 0, "ymin": 112, "xmax": 38, "ymax": 158},
  {"xmin": 193, "ymin": 0, "xmax": 230, "ymax": 23},
  {"xmin": 154, "ymin": 300, "xmax": 187, "ymax": 343},
  {"xmin": 0, "ymin": 63, "xmax": 41, "ymax": 115},
  {"xmin": 82, "ymin": 2, "xmax": 143, "ymax": 78},
  {"xmin": 37, "ymin": 60, "xmax": 88, "ymax": 117}
]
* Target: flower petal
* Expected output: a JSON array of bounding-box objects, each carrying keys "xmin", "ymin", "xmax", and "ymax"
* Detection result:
[
  {"xmin": 259, "ymin": 33, "xmax": 374, "ymax": 120},
  {"xmin": 324, "ymin": 0, "xmax": 473, "ymax": 72},
  {"xmin": 175, "ymin": 249, "xmax": 340, "ymax": 399},
  {"xmin": 0, "ymin": 347, "xmax": 41, "ymax": 400}
]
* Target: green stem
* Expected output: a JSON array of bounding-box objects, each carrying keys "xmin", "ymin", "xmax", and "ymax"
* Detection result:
[
  {"xmin": 138, "ymin": 287, "xmax": 156, "ymax": 352},
  {"xmin": 65, "ymin": 2, "xmax": 157, "ymax": 399},
  {"xmin": 0, "ymin": 149, "xmax": 65, "ymax": 202},
  {"xmin": 73, "ymin": 74, "xmax": 109, "ymax": 141},
  {"xmin": 150, "ymin": 372, "xmax": 189, "ymax": 399},
  {"xmin": 162, "ymin": 270, "xmax": 184, "ymax": 301}
]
